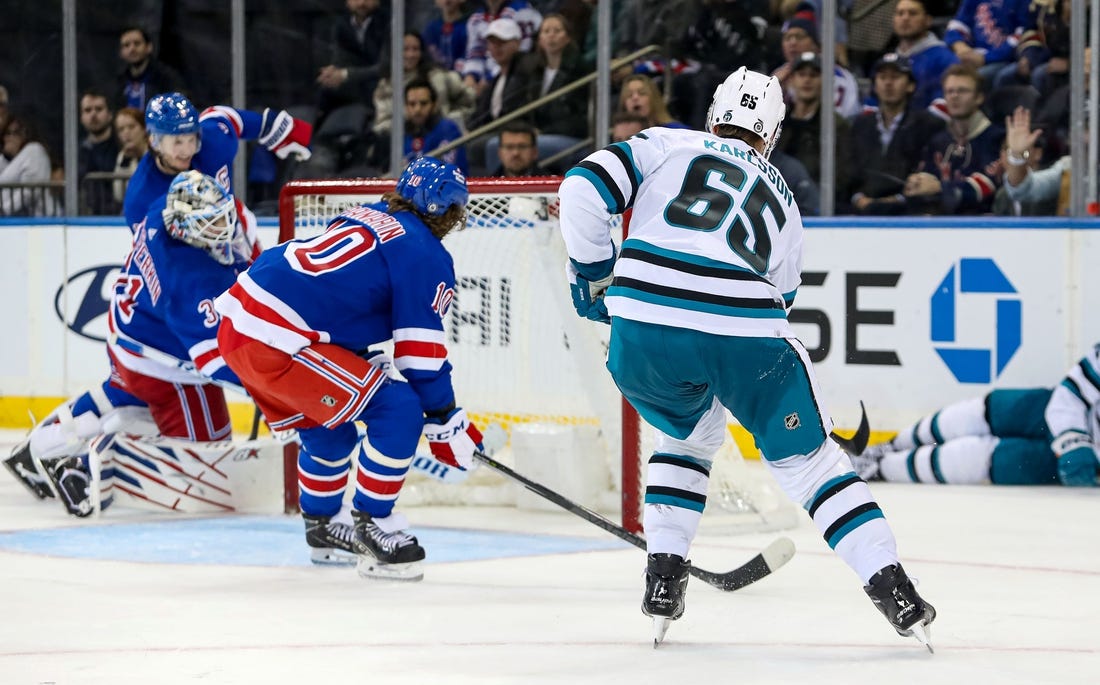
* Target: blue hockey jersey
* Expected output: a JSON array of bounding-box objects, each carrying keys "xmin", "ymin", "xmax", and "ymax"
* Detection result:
[
  {"xmin": 108, "ymin": 193, "xmax": 249, "ymax": 388},
  {"xmin": 214, "ymin": 202, "xmax": 459, "ymax": 413}
]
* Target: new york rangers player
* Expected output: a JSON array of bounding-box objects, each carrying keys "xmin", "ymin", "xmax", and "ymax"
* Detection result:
[
  {"xmin": 557, "ymin": 67, "xmax": 937, "ymax": 648},
  {"xmin": 215, "ymin": 156, "xmax": 483, "ymax": 582},
  {"xmin": 3, "ymin": 172, "xmax": 253, "ymax": 516}
]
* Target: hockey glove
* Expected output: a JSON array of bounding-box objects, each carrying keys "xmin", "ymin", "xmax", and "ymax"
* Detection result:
[
  {"xmin": 259, "ymin": 108, "xmax": 313, "ymax": 161},
  {"xmin": 1051, "ymin": 431, "xmax": 1099, "ymax": 487},
  {"xmin": 567, "ymin": 262, "xmax": 613, "ymax": 324},
  {"xmin": 423, "ymin": 406, "xmax": 484, "ymax": 471}
]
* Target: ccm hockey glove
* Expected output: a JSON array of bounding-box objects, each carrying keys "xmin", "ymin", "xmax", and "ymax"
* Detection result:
[
  {"xmin": 423, "ymin": 406, "xmax": 484, "ymax": 470},
  {"xmin": 259, "ymin": 108, "xmax": 313, "ymax": 161},
  {"xmin": 1051, "ymin": 431, "xmax": 1100, "ymax": 487},
  {"xmin": 567, "ymin": 261, "xmax": 613, "ymax": 324}
]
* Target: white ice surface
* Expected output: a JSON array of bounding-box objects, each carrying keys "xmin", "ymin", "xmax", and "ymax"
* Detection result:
[{"xmin": 0, "ymin": 431, "xmax": 1097, "ymax": 685}]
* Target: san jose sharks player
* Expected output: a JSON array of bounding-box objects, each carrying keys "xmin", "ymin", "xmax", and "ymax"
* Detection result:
[
  {"xmin": 3, "ymin": 172, "xmax": 254, "ymax": 516},
  {"xmin": 852, "ymin": 345, "xmax": 1100, "ymax": 487},
  {"xmin": 557, "ymin": 67, "xmax": 937, "ymax": 648},
  {"xmin": 214, "ymin": 156, "xmax": 483, "ymax": 582}
]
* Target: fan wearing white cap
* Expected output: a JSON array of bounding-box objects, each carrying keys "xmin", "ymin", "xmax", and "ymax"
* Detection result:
[
  {"xmin": 461, "ymin": 1, "xmax": 542, "ymax": 91},
  {"xmin": 466, "ymin": 16, "xmax": 538, "ymax": 130},
  {"xmin": 556, "ymin": 67, "xmax": 936, "ymax": 649}
]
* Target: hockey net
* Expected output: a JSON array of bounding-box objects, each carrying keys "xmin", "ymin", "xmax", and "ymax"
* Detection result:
[{"xmin": 278, "ymin": 178, "xmax": 798, "ymax": 534}]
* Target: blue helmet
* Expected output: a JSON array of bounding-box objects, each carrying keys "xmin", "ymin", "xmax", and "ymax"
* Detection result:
[
  {"xmin": 145, "ymin": 92, "xmax": 200, "ymax": 138},
  {"xmin": 395, "ymin": 156, "xmax": 468, "ymax": 216}
]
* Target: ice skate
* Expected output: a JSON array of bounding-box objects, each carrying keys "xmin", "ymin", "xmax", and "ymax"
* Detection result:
[
  {"xmin": 864, "ymin": 564, "xmax": 937, "ymax": 652},
  {"xmin": 303, "ymin": 514, "xmax": 357, "ymax": 566},
  {"xmin": 850, "ymin": 442, "xmax": 889, "ymax": 481},
  {"xmin": 3, "ymin": 440, "xmax": 54, "ymax": 500},
  {"xmin": 351, "ymin": 511, "xmax": 426, "ymax": 581},
  {"xmin": 641, "ymin": 553, "xmax": 690, "ymax": 647},
  {"xmin": 37, "ymin": 455, "xmax": 95, "ymax": 517}
]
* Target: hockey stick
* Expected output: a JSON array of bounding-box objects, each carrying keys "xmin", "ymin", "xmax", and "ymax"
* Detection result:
[
  {"xmin": 472, "ymin": 450, "xmax": 795, "ymax": 592},
  {"xmin": 830, "ymin": 401, "xmax": 870, "ymax": 457}
]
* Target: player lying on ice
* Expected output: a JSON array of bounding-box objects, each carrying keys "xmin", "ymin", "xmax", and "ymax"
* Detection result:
[
  {"xmin": 557, "ymin": 67, "xmax": 937, "ymax": 648},
  {"xmin": 4, "ymin": 171, "xmax": 261, "ymax": 516},
  {"xmin": 851, "ymin": 344, "xmax": 1100, "ymax": 487},
  {"xmin": 214, "ymin": 156, "xmax": 484, "ymax": 582}
]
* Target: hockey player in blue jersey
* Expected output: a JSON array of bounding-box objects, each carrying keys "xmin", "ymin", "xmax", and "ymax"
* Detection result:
[
  {"xmin": 557, "ymin": 67, "xmax": 936, "ymax": 648},
  {"xmin": 4, "ymin": 171, "xmax": 254, "ymax": 516},
  {"xmin": 852, "ymin": 345, "xmax": 1100, "ymax": 488},
  {"xmin": 215, "ymin": 156, "xmax": 483, "ymax": 581}
]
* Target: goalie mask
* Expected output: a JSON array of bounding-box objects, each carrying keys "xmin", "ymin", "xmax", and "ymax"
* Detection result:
[
  {"xmin": 162, "ymin": 170, "xmax": 241, "ymax": 265},
  {"xmin": 706, "ymin": 67, "xmax": 785, "ymax": 160},
  {"xmin": 395, "ymin": 156, "xmax": 468, "ymax": 217}
]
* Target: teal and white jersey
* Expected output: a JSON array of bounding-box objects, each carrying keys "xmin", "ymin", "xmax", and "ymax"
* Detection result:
[
  {"xmin": 1046, "ymin": 343, "xmax": 1100, "ymax": 441},
  {"xmin": 558, "ymin": 126, "xmax": 803, "ymax": 338}
]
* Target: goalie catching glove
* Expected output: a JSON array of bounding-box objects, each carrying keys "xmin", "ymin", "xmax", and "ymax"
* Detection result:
[
  {"xmin": 423, "ymin": 406, "xmax": 484, "ymax": 470},
  {"xmin": 258, "ymin": 108, "xmax": 313, "ymax": 161},
  {"xmin": 1050, "ymin": 431, "xmax": 1100, "ymax": 487},
  {"xmin": 567, "ymin": 261, "xmax": 613, "ymax": 324}
]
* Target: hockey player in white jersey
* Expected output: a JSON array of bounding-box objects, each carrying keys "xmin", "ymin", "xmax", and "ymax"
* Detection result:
[
  {"xmin": 558, "ymin": 67, "xmax": 936, "ymax": 648},
  {"xmin": 853, "ymin": 344, "xmax": 1100, "ymax": 487}
]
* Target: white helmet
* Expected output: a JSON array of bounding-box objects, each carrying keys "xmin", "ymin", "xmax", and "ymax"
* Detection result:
[
  {"xmin": 162, "ymin": 170, "xmax": 240, "ymax": 265},
  {"xmin": 705, "ymin": 67, "xmax": 786, "ymax": 159}
]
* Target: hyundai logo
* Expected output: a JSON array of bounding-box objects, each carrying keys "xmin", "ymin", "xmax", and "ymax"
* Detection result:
[{"xmin": 54, "ymin": 265, "xmax": 123, "ymax": 342}]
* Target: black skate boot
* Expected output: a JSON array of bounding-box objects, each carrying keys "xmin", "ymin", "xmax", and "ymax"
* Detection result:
[
  {"xmin": 40, "ymin": 456, "xmax": 95, "ymax": 517},
  {"xmin": 3, "ymin": 440, "xmax": 54, "ymax": 500},
  {"xmin": 641, "ymin": 553, "xmax": 690, "ymax": 647},
  {"xmin": 303, "ymin": 514, "xmax": 357, "ymax": 566},
  {"xmin": 350, "ymin": 510, "xmax": 426, "ymax": 581},
  {"xmin": 865, "ymin": 564, "xmax": 937, "ymax": 652},
  {"xmin": 850, "ymin": 443, "xmax": 888, "ymax": 481}
]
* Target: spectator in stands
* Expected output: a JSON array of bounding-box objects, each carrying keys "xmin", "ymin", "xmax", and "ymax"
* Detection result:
[
  {"xmin": 617, "ymin": 74, "xmax": 687, "ymax": 129},
  {"xmin": 944, "ymin": 0, "xmax": 1045, "ymax": 92},
  {"xmin": 1030, "ymin": 0, "xmax": 1071, "ymax": 98},
  {"xmin": 888, "ymin": 0, "xmax": 959, "ymax": 113},
  {"xmin": 379, "ymin": 79, "xmax": 468, "ymax": 175},
  {"xmin": 316, "ymin": 0, "xmax": 390, "ymax": 125},
  {"xmin": 462, "ymin": 0, "xmax": 543, "ymax": 94},
  {"xmin": 522, "ymin": 14, "xmax": 590, "ymax": 160},
  {"xmin": 850, "ymin": 54, "xmax": 945, "ymax": 215},
  {"xmin": 770, "ymin": 9, "xmax": 861, "ymax": 120},
  {"xmin": 490, "ymin": 121, "xmax": 559, "ymax": 176},
  {"xmin": 111, "ymin": 107, "xmax": 147, "ymax": 206},
  {"xmin": 422, "ymin": 0, "xmax": 471, "ymax": 72},
  {"xmin": 772, "ymin": 150, "xmax": 822, "ymax": 217},
  {"xmin": 611, "ymin": 111, "xmax": 647, "ymax": 142},
  {"xmin": 775, "ymin": 52, "xmax": 853, "ymax": 210},
  {"xmin": 0, "ymin": 115, "xmax": 53, "ymax": 216},
  {"xmin": 0, "ymin": 85, "xmax": 9, "ymax": 144},
  {"xmin": 676, "ymin": 0, "xmax": 769, "ymax": 129},
  {"xmin": 998, "ymin": 105, "xmax": 1069, "ymax": 216},
  {"xmin": 78, "ymin": 89, "xmax": 120, "ymax": 215},
  {"xmin": 786, "ymin": 0, "xmax": 853, "ymax": 67},
  {"xmin": 372, "ymin": 31, "xmax": 475, "ymax": 135},
  {"xmin": 467, "ymin": 18, "xmax": 537, "ymax": 131},
  {"xmin": 115, "ymin": 26, "xmax": 187, "ymax": 112},
  {"xmin": 903, "ymin": 64, "xmax": 1005, "ymax": 215}
]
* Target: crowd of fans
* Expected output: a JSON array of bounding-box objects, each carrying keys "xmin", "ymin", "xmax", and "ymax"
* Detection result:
[{"xmin": 0, "ymin": 0, "xmax": 1090, "ymax": 217}]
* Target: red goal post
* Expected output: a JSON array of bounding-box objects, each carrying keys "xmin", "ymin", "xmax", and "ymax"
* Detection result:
[{"xmin": 277, "ymin": 177, "xmax": 646, "ymax": 530}]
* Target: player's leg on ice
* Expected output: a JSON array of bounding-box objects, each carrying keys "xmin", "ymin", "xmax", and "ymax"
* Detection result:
[
  {"xmin": 296, "ymin": 423, "xmax": 357, "ymax": 565},
  {"xmin": 717, "ymin": 337, "xmax": 935, "ymax": 648},
  {"xmin": 348, "ymin": 378, "xmax": 427, "ymax": 581},
  {"xmin": 875, "ymin": 435, "xmax": 1056, "ymax": 485},
  {"xmin": 606, "ymin": 319, "xmax": 729, "ymax": 643}
]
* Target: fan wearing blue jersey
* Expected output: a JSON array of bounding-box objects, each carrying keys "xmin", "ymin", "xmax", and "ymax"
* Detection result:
[
  {"xmin": 215, "ymin": 157, "xmax": 483, "ymax": 582},
  {"xmin": 4, "ymin": 172, "xmax": 253, "ymax": 517},
  {"xmin": 853, "ymin": 345, "xmax": 1100, "ymax": 488},
  {"xmin": 557, "ymin": 67, "xmax": 936, "ymax": 648}
]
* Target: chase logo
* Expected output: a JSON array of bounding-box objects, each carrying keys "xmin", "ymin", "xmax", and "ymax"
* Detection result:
[
  {"xmin": 54, "ymin": 265, "xmax": 123, "ymax": 342},
  {"xmin": 930, "ymin": 258, "xmax": 1021, "ymax": 383}
]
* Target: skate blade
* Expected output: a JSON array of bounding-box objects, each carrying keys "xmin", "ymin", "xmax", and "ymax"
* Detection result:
[
  {"xmin": 356, "ymin": 557, "xmax": 424, "ymax": 582},
  {"xmin": 2, "ymin": 456, "xmax": 54, "ymax": 500},
  {"xmin": 309, "ymin": 548, "xmax": 357, "ymax": 566},
  {"xmin": 652, "ymin": 617, "xmax": 671, "ymax": 648},
  {"xmin": 909, "ymin": 621, "xmax": 934, "ymax": 653}
]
